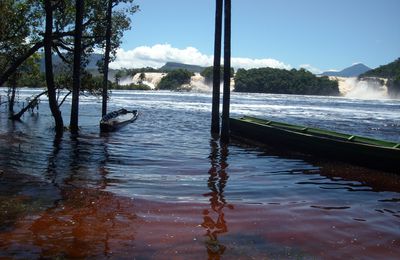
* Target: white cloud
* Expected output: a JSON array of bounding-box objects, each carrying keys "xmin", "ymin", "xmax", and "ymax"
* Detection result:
[
  {"xmin": 109, "ymin": 43, "xmax": 291, "ymax": 70},
  {"xmin": 232, "ymin": 57, "xmax": 291, "ymax": 70},
  {"xmin": 299, "ymin": 64, "xmax": 322, "ymax": 74},
  {"xmin": 110, "ymin": 44, "xmax": 211, "ymax": 69}
]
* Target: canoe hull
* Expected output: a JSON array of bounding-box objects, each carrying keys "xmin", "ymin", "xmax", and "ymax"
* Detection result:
[
  {"xmin": 230, "ymin": 117, "xmax": 400, "ymax": 173},
  {"xmin": 100, "ymin": 109, "xmax": 138, "ymax": 132}
]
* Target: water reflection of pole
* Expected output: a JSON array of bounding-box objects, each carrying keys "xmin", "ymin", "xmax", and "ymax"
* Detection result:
[{"xmin": 202, "ymin": 139, "xmax": 233, "ymax": 259}]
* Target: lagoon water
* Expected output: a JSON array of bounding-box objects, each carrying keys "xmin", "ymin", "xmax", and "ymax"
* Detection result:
[{"xmin": 0, "ymin": 88, "xmax": 399, "ymax": 259}]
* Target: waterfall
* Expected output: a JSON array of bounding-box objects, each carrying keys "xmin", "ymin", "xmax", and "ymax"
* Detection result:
[
  {"xmin": 333, "ymin": 77, "xmax": 388, "ymax": 99},
  {"xmin": 187, "ymin": 73, "xmax": 212, "ymax": 92},
  {"xmin": 119, "ymin": 72, "xmax": 167, "ymax": 89}
]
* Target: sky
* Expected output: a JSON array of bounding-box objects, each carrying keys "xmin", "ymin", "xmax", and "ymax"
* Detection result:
[{"xmin": 110, "ymin": 0, "xmax": 400, "ymax": 73}]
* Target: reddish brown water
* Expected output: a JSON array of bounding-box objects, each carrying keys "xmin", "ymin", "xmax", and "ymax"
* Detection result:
[{"xmin": 0, "ymin": 89, "xmax": 399, "ymax": 259}]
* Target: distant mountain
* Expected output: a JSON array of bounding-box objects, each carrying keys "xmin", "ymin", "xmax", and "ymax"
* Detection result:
[
  {"xmin": 39, "ymin": 53, "xmax": 103, "ymax": 72},
  {"xmin": 321, "ymin": 63, "xmax": 371, "ymax": 77},
  {"xmin": 38, "ymin": 53, "xmax": 118, "ymax": 80},
  {"xmin": 160, "ymin": 62, "xmax": 206, "ymax": 73}
]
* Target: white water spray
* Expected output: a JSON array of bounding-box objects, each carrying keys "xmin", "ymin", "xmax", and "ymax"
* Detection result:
[{"xmin": 332, "ymin": 77, "xmax": 388, "ymax": 99}]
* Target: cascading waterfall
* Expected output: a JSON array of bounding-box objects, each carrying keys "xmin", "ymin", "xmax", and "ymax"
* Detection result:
[
  {"xmin": 119, "ymin": 72, "xmax": 215, "ymax": 91},
  {"xmin": 118, "ymin": 71, "xmax": 390, "ymax": 99},
  {"xmin": 333, "ymin": 77, "xmax": 388, "ymax": 99}
]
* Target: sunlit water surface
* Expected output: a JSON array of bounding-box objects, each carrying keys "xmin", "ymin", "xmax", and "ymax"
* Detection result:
[{"xmin": 0, "ymin": 88, "xmax": 399, "ymax": 259}]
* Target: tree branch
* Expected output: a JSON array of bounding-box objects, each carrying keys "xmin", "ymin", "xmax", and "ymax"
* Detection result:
[
  {"xmin": 58, "ymin": 90, "xmax": 71, "ymax": 108},
  {"xmin": 9, "ymin": 90, "xmax": 48, "ymax": 121},
  {"xmin": 55, "ymin": 40, "xmax": 74, "ymax": 52},
  {"xmin": 53, "ymin": 45, "xmax": 70, "ymax": 64}
]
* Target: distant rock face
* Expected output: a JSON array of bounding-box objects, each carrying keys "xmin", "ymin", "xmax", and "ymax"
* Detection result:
[
  {"xmin": 160, "ymin": 62, "xmax": 206, "ymax": 73},
  {"xmin": 321, "ymin": 63, "xmax": 371, "ymax": 77}
]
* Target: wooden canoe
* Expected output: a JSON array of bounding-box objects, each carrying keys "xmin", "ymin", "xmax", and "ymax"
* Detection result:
[
  {"xmin": 100, "ymin": 109, "xmax": 139, "ymax": 132},
  {"xmin": 230, "ymin": 116, "xmax": 400, "ymax": 173}
]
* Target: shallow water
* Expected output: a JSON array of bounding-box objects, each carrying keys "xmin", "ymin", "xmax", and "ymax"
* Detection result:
[{"xmin": 0, "ymin": 88, "xmax": 399, "ymax": 259}]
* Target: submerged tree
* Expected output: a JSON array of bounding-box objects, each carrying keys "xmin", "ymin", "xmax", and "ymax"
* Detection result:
[
  {"xmin": 0, "ymin": 0, "xmax": 139, "ymax": 136},
  {"xmin": 70, "ymin": 0, "xmax": 85, "ymax": 135},
  {"xmin": 0, "ymin": 0, "xmax": 42, "ymax": 112},
  {"xmin": 44, "ymin": 0, "xmax": 64, "ymax": 136}
]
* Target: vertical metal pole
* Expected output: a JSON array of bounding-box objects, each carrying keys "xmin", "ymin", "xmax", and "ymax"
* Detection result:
[
  {"xmin": 211, "ymin": 0, "xmax": 223, "ymax": 135},
  {"xmin": 220, "ymin": 0, "xmax": 231, "ymax": 143}
]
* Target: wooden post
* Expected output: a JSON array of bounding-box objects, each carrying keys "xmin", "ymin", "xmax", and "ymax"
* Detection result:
[
  {"xmin": 102, "ymin": 0, "xmax": 113, "ymax": 117},
  {"xmin": 220, "ymin": 0, "xmax": 231, "ymax": 143},
  {"xmin": 211, "ymin": 0, "xmax": 223, "ymax": 135}
]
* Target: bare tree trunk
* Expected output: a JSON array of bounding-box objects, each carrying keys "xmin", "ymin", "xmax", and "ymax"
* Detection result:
[
  {"xmin": 44, "ymin": 0, "xmax": 64, "ymax": 137},
  {"xmin": 102, "ymin": 0, "xmax": 113, "ymax": 117},
  {"xmin": 211, "ymin": 0, "xmax": 223, "ymax": 135},
  {"xmin": 8, "ymin": 74, "xmax": 17, "ymax": 112},
  {"xmin": 70, "ymin": 0, "xmax": 84, "ymax": 135},
  {"xmin": 220, "ymin": 0, "xmax": 231, "ymax": 144}
]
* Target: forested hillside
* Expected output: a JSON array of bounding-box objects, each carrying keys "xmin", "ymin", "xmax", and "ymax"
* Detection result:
[
  {"xmin": 234, "ymin": 68, "xmax": 340, "ymax": 96},
  {"xmin": 359, "ymin": 58, "xmax": 400, "ymax": 97}
]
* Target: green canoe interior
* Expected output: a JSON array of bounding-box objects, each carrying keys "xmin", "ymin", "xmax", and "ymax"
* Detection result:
[{"xmin": 235, "ymin": 116, "xmax": 400, "ymax": 149}]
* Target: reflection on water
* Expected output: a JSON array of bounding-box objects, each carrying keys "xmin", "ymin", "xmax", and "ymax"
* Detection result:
[
  {"xmin": 202, "ymin": 139, "xmax": 232, "ymax": 258},
  {"xmin": 0, "ymin": 89, "xmax": 400, "ymax": 258}
]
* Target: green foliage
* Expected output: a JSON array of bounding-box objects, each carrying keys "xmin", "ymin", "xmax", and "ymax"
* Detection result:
[
  {"xmin": 2, "ymin": 52, "xmax": 45, "ymax": 88},
  {"xmin": 359, "ymin": 58, "xmax": 400, "ymax": 79},
  {"xmin": 17, "ymin": 53, "xmax": 44, "ymax": 87},
  {"xmin": 157, "ymin": 69, "xmax": 194, "ymax": 90},
  {"xmin": 0, "ymin": 0, "xmax": 42, "ymax": 73},
  {"xmin": 200, "ymin": 66, "xmax": 234, "ymax": 83},
  {"xmin": 234, "ymin": 68, "xmax": 340, "ymax": 96},
  {"xmin": 112, "ymin": 83, "xmax": 152, "ymax": 91},
  {"xmin": 0, "ymin": 0, "xmax": 139, "ymax": 90}
]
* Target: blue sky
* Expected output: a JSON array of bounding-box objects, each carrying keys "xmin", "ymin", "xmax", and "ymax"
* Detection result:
[{"xmin": 111, "ymin": 0, "xmax": 400, "ymax": 73}]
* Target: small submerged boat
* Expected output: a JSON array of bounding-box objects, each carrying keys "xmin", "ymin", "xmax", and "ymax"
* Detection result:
[
  {"xmin": 100, "ymin": 109, "xmax": 139, "ymax": 132},
  {"xmin": 230, "ymin": 116, "xmax": 400, "ymax": 173}
]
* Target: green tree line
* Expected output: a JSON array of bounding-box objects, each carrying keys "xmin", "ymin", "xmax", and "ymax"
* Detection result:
[
  {"xmin": 234, "ymin": 67, "xmax": 340, "ymax": 96},
  {"xmin": 157, "ymin": 69, "xmax": 193, "ymax": 90},
  {"xmin": 200, "ymin": 66, "xmax": 234, "ymax": 84}
]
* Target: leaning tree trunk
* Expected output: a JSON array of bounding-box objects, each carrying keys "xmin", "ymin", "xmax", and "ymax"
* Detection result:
[
  {"xmin": 211, "ymin": 0, "xmax": 223, "ymax": 135},
  {"xmin": 220, "ymin": 0, "xmax": 231, "ymax": 143},
  {"xmin": 8, "ymin": 74, "xmax": 17, "ymax": 112},
  {"xmin": 70, "ymin": 0, "xmax": 84, "ymax": 135},
  {"xmin": 102, "ymin": 0, "xmax": 113, "ymax": 117},
  {"xmin": 44, "ymin": 0, "xmax": 64, "ymax": 137},
  {"xmin": 9, "ymin": 90, "xmax": 48, "ymax": 121}
]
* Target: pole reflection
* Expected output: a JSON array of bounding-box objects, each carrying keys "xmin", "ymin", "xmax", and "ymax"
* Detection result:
[{"xmin": 202, "ymin": 139, "xmax": 234, "ymax": 259}]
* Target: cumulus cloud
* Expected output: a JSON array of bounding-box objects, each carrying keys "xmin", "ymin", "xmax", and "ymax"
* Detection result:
[
  {"xmin": 233, "ymin": 57, "xmax": 291, "ymax": 70},
  {"xmin": 299, "ymin": 64, "xmax": 322, "ymax": 74},
  {"xmin": 109, "ymin": 43, "xmax": 291, "ymax": 70},
  {"xmin": 109, "ymin": 44, "xmax": 211, "ymax": 69}
]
